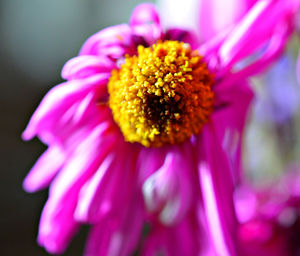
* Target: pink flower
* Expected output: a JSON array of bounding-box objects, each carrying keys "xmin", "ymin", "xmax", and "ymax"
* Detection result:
[
  {"xmin": 235, "ymin": 168, "xmax": 300, "ymax": 256},
  {"xmin": 23, "ymin": 2, "xmax": 297, "ymax": 255}
]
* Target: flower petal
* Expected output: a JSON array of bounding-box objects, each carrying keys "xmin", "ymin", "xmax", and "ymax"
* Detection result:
[
  {"xmin": 141, "ymin": 214, "xmax": 200, "ymax": 256},
  {"xmin": 142, "ymin": 145, "xmax": 195, "ymax": 225},
  {"xmin": 38, "ymin": 196, "xmax": 80, "ymax": 254},
  {"xmin": 129, "ymin": 4, "xmax": 162, "ymax": 46},
  {"xmin": 165, "ymin": 28, "xmax": 199, "ymax": 49},
  {"xmin": 61, "ymin": 55, "xmax": 116, "ymax": 80},
  {"xmin": 22, "ymin": 73, "xmax": 110, "ymax": 142},
  {"xmin": 199, "ymin": 0, "xmax": 255, "ymax": 41},
  {"xmin": 131, "ymin": 23, "xmax": 163, "ymax": 47},
  {"xmin": 23, "ymin": 145, "xmax": 65, "ymax": 192},
  {"xmin": 74, "ymin": 143, "xmax": 139, "ymax": 224},
  {"xmin": 212, "ymin": 80, "xmax": 254, "ymax": 180},
  {"xmin": 219, "ymin": 20, "xmax": 292, "ymax": 85},
  {"xmin": 79, "ymin": 24, "xmax": 135, "ymax": 58},
  {"xmin": 137, "ymin": 147, "xmax": 167, "ymax": 184},
  {"xmin": 197, "ymin": 123, "xmax": 238, "ymax": 256},
  {"xmin": 218, "ymin": 0, "xmax": 299, "ymax": 72},
  {"xmin": 37, "ymin": 124, "xmax": 116, "ymax": 253},
  {"xmin": 129, "ymin": 3, "xmax": 160, "ymax": 26},
  {"xmin": 84, "ymin": 194, "xmax": 144, "ymax": 256}
]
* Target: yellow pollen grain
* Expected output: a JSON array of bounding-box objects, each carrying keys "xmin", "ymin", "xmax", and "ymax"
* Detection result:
[{"xmin": 108, "ymin": 40, "xmax": 214, "ymax": 147}]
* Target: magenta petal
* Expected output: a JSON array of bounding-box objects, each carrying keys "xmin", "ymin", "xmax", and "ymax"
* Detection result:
[
  {"xmin": 79, "ymin": 24, "xmax": 134, "ymax": 58},
  {"xmin": 74, "ymin": 143, "xmax": 138, "ymax": 224},
  {"xmin": 37, "ymin": 124, "xmax": 115, "ymax": 253},
  {"xmin": 164, "ymin": 215, "xmax": 200, "ymax": 256},
  {"xmin": 220, "ymin": 20, "xmax": 292, "ymax": 85},
  {"xmin": 22, "ymin": 73, "xmax": 109, "ymax": 142},
  {"xmin": 168, "ymin": 217, "xmax": 200, "ymax": 255},
  {"xmin": 197, "ymin": 124, "xmax": 238, "ymax": 256},
  {"xmin": 212, "ymin": 80, "xmax": 254, "ymax": 180},
  {"xmin": 38, "ymin": 196, "xmax": 80, "ymax": 254},
  {"xmin": 142, "ymin": 146, "xmax": 195, "ymax": 225},
  {"xmin": 218, "ymin": 0, "xmax": 298, "ymax": 72},
  {"xmin": 137, "ymin": 147, "xmax": 167, "ymax": 184},
  {"xmin": 61, "ymin": 55, "xmax": 116, "ymax": 80},
  {"xmin": 74, "ymin": 151, "xmax": 117, "ymax": 223},
  {"xmin": 129, "ymin": 3, "xmax": 160, "ymax": 26},
  {"xmin": 38, "ymin": 127, "xmax": 110, "ymax": 253},
  {"xmin": 48, "ymin": 124, "xmax": 114, "ymax": 203},
  {"xmin": 131, "ymin": 23, "xmax": 163, "ymax": 47},
  {"xmin": 84, "ymin": 194, "xmax": 144, "ymax": 256},
  {"xmin": 129, "ymin": 2, "xmax": 162, "ymax": 47},
  {"xmin": 197, "ymin": 28, "xmax": 231, "ymax": 72},
  {"xmin": 47, "ymin": 104, "xmax": 111, "ymax": 149},
  {"xmin": 199, "ymin": 0, "xmax": 255, "ymax": 41},
  {"xmin": 165, "ymin": 28, "xmax": 199, "ymax": 49},
  {"xmin": 141, "ymin": 214, "xmax": 201, "ymax": 256},
  {"xmin": 23, "ymin": 145, "xmax": 65, "ymax": 192},
  {"xmin": 141, "ymin": 227, "xmax": 169, "ymax": 256}
]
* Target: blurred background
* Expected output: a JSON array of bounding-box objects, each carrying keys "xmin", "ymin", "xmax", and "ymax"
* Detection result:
[{"xmin": 1, "ymin": 0, "xmax": 300, "ymax": 255}]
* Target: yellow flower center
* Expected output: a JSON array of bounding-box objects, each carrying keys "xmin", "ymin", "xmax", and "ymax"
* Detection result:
[{"xmin": 108, "ymin": 40, "xmax": 214, "ymax": 147}]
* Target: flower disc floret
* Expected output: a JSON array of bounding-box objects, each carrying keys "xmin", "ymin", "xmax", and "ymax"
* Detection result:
[{"xmin": 108, "ymin": 40, "xmax": 214, "ymax": 147}]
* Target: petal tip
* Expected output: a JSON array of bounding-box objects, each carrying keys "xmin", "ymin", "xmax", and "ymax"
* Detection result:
[
  {"xmin": 22, "ymin": 129, "xmax": 34, "ymax": 141},
  {"xmin": 22, "ymin": 178, "xmax": 38, "ymax": 193},
  {"xmin": 130, "ymin": 3, "xmax": 160, "ymax": 26}
]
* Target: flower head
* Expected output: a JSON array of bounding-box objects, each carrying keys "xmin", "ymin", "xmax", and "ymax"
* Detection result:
[
  {"xmin": 23, "ymin": 2, "xmax": 298, "ymax": 255},
  {"xmin": 108, "ymin": 40, "xmax": 214, "ymax": 147}
]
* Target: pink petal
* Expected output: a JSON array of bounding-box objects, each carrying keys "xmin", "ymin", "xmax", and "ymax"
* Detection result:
[
  {"xmin": 166, "ymin": 214, "xmax": 200, "ymax": 255},
  {"xmin": 23, "ymin": 145, "xmax": 65, "ymax": 192},
  {"xmin": 141, "ymin": 227, "xmax": 169, "ymax": 256},
  {"xmin": 37, "ymin": 124, "xmax": 116, "ymax": 253},
  {"xmin": 79, "ymin": 24, "xmax": 135, "ymax": 58},
  {"xmin": 137, "ymin": 147, "xmax": 167, "ymax": 184},
  {"xmin": 197, "ymin": 28, "xmax": 232, "ymax": 71},
  {"xmin": 22, "ymin": 73, "xmax": 110, "ymax": 142},
  {"xmin": 199, "ymin": 0, "xmax": 256, "ymax": 41},
  {"xmin": 38, "ymin": 195, "xmax": 80, "ymax": 254},
  {"xmin": 74, "ymin": 143, "xmax": 139, "ymax": 224},
  {"xmin": 165, "ymin": 28, "xmax": 199, "ymax": 49},
  {"xmin": 218, "ymin": 0, "xmax": 298, "ymax": 72},
  {"xmin": 128, "ymin": 2, "xmax": 163, "ymax": 47},
  {"xmin": 142, "ymin": 145, "xmax": 195, "ymax": 225},
  {"xmin": 47, "ymin": 104, "xmax": 111, "ymax": 148},
  {"xmin": 130, "ymin": 13, "xmax": 162, "ymax": 47},
  {"xmin": 84, "ymin": 193, "xmax": 144, "ymax": 256},
  {"xmin": 141, "ymin": 214, "xmax": 200, "ymax": 256},
  {"xmin": 197, "ymin": 123, "xmax": 239, "ymax": 256},
  {"xmin": 48, "ymin": 123, "xmax": 115, "ymax": 203},
  {"xmin": 131, "ymin": 23, "xmax": 163, "ymax": 47},
  {"xmin": 129, "ymin": 3, "xmax": 160, "ymax": 26},
  {"xmin": 61, "ymin": 55, "xmax": 116, "ymax": 80},
  {"xmin": 219, "ymin": 19, "xmax": 292, "ymax": 85},
  {"xmin": 212, "ymin": 80, "xmax": 254, "ymax": 180}
]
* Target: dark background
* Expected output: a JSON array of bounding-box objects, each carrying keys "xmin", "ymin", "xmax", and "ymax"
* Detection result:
[{"xmin": 0, "ymin": 1, "xmax": 152, "ymax": 255}]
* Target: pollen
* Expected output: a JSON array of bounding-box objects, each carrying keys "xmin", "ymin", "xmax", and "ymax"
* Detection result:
[{"xmin": 108, "ymin": 40, "xmax": 214, "ymax": 147}]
